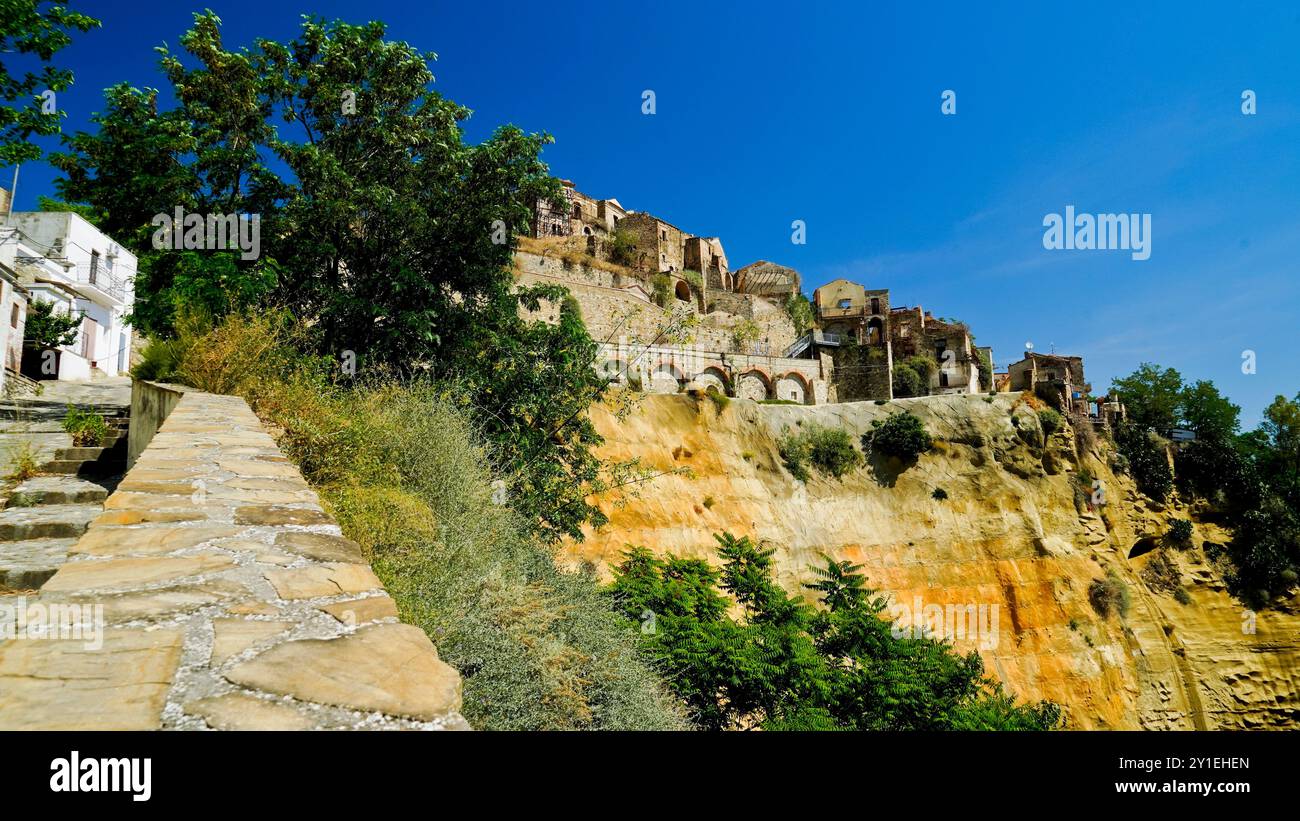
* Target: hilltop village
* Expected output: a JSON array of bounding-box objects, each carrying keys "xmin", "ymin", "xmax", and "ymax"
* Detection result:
[{"xmin": 518, "ymin": 179, "xmax": 1126, "ymax": 428}]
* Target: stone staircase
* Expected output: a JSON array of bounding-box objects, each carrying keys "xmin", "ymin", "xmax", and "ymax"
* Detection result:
[{"xmin": 0, "ymin": 380, "xmax": 130, "ymax": 593}]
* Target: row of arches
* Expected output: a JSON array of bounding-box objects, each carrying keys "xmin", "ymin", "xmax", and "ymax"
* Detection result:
[{"xmin": 599, "ymin": 359, "xmax": 815, "ymax": 404}]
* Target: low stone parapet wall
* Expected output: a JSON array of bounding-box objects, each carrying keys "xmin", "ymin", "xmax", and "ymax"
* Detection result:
[{"xmin": 0, "ymin": 383, "xmax": 468, "ymax": 730}]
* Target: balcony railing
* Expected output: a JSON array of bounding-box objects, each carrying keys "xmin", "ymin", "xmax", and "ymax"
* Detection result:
[{"xmin": 69, "ymin": 262, "xmax": 130, "ymax": 302}]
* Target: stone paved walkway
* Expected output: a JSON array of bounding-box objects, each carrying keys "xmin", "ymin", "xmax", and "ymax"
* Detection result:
[{"xmin": 0, "ymin": 386, "xmax": 467, "ymax": 730}]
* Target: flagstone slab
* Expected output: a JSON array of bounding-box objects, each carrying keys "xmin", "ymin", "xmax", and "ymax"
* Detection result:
[
  {"xmin": 224, "ymin": 624, "xmax": 461, "ymax": 721},
  {"xmin": 274, "ymin": 531, "xmax": 365, "ymax": 564},
  {"xmin": 185, "ymin": 692, "xmax": 317, "ymax": 731},
  {"xmin": 211, "ymin": 618, "xmax": 296, "ymax": 665},
  {"xmin": 0, "ymin": 627, "xmax": 183, "ymax": 730},
  {"xmin": 264, "ymin": 564, "xmax": 383, "ymax": 599},
  {"xmin": 40, "ymin": 553, "xmax": 237, "ymax": 593},
  {"xmin": 72, "ymin": 524, "xmax": 244, "ymax": 557},
  {"xmin": 320, "ymin": 595, "xmax": 399, "ymax": 625}
]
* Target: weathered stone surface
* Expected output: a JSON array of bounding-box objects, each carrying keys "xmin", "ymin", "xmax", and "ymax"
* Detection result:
[
  {"xmin": 0, "ymin": 628, "xmax": 183, "ymax": 730},
  {"xmin": 234, "ymin": 506, "xmax": 332, "ymax": 526},
  {"xmin": 91, "ymin": 509, "xmax": 205, "ymax": 526},
  {"xmin": 185, "ymin": 692, "xmax": 315, "ymax": 731},
  {"xmin": 73, "ymin": 524, "xmax": 244, "ymax": 556},
  {"xmin": 211, "ymin": 619, "xmax": 295, "ymax": 664},
  {"xmin": 264, "ymin": 564, "xmax": 382, "ymax": 599},
  {"xmin": 320, "ymin": 595, "xmax": 399, "ymax": 625},
  {"xmin": 274, "ymin": 531, "xmax": 364, "ymax": 564},
  {"xmin": 43, "ymin": 577, "xmax": 249, "ymax": 623},
  {"xmin": 40, "ymin": 553, "xmax": 237, "ymax": 593},
  {"xmin": 227, "ymin": 601, "xmax": 280, "ymax": 616},
  {"xmin": 219, "ymin": 458, "xmax": 301, "ymax": 479},
  {"xmin": 224, "ymin": 624, "xmax": 461, "ymax": 720}
]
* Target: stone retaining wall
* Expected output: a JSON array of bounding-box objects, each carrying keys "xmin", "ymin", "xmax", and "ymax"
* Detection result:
[{"xmin": 0, "ymin": 384, "xmax": 468, "ymax": 730}]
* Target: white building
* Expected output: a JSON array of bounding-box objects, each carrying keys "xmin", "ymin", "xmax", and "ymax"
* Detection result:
[{"xmin": 0, "ymin": 210, "xmax": 136, "ymax": 381}]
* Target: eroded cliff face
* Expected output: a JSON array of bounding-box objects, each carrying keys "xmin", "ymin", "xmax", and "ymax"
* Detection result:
[{"xmin": 559, "ymin": 392, "xmax": 1300, "ymax": 729}]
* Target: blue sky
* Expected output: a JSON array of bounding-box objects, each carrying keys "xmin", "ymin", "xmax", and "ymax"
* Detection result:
[{"xmin": 8, "ymin": 0, "xmax": 1299, "ymax": 425}]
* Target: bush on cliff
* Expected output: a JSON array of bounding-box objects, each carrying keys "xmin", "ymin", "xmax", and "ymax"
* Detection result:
[
  {"xmin": 778, "ymin": 424, "xmax": 861, "ymax": 480},
  {"xmin": 862, "ymin": 410, "xmax": 933, "ymax": 462},
  {"xmin": 610, "ymin": 533, "xmax": 1062, "ymax": 731}
]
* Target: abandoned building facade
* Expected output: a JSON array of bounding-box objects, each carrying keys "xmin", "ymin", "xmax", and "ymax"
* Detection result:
[{"xmin": 525, "ymin": 180, "xmax": 1118, "ymax": 422}]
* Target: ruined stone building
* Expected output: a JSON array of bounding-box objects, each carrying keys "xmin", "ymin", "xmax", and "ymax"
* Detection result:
[
  {"xmin": 733, "ymin": 260, "xmax": 801, "ymax": 301},
  {"xmin": 1007, "ymin": 352, "xmax": 1089, "ymax": 414}
]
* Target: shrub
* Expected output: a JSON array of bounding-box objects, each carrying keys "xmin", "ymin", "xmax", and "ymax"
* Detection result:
[
  {"xmin": 1165, "ymin": 518, "xmax": 1193, "ymax": 548},
  {"xmin": 607, "ymin": 227, "xmax": 637, "ymax": 267},
  {"xmin": 1115, "ymin": 423, "xmax": 1172, "ymax": 501},
  {"xmin": 1037, "ymin": 408, "xmax": 1063, "ymax": 435},
  {"xmin": 650, "ymin": 274, "xmax": 673, "ymax": 308},
  {"xmin": 1141, "ymin": 549, "xmax": 1182, "ymax": 594},
  {"xmin": 702, "ymin": 495, "xmax": 715, "ymax": 510},
  {"xmin": 1088, "ymin": 570, "xmax": 1131, "ymax": 618},
  {"xmin": 932, "ymin": 487, "xmax": 948, "ymax": 500},
  {"xmin": 61, "ymin": 405, "xmax": 109, "ymax": 447},
  {"xmin": 4, "ymin": 441, "xmax": 40, "ymax": 482},
  {"xmin": 777, "ymin": 429, "xmax": 811, "ymax": 481},
  {"xmin": 705, "ymin": 386, "xmax": 729, "ymax": 413},
  {"xmin": 862, "ymin": 411, "xmax": 933, "ymax": 461},
  {"xmin": 779, "ymin": 424, "xmax": 861, "ymax": 480},
  {"xmin": 806, "ymin": 426, "xmax": 861, "ymax": 477},
  {"xmin": 130, "ymin": 337, "xmax": 185, "ymax": 382},
  {"xmin": 1173, "ymin": 587, "xmax": 1192, "ymax": 605}
]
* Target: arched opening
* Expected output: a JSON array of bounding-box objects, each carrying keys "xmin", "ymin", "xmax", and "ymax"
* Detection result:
[
  {"xmin": 776, "ymin": 373, "xmax": 808, "ymax": 404},
  {"xmin": 1128, "ymin": 537, "xmax": 1159, "ymax": 559},
  {"xmin": 866, "ymin": 317, "xmax": 884, "ymax": 345},
  {"xmin": 674, "ymin": 280, "xmax": 691, "ymax": 302},
  {"xmin": 737, "ymin": 370, "xmax": 771, "ymax": 401}
]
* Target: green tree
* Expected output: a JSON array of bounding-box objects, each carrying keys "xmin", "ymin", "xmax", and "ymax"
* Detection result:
[
  {"xmin": 22, "ymin": 298, "xmax": 80, "ymax": 348},
  {"xmin": 0, "ymin": 0, "xmax": 99, "ymax": 165},
  {"xmin": 610, "ymin": 532, "xmax": 1061, "ymax": 731},
  {"xmin": 783, "ymin": 292, "xmax": 814, "ymax": 334},
  {"xmin": 51, "ymin": 14, "xmax": 605, "ymax": 542},
  {"xmin": 1115, "ymin": 422, "xmax": 1172, "ymax": 501},
  {"xmin": 1179, "ymin": 379, "xmax": 1240, "ymax": 441},
  {"xmin": 1112, "ymin": 363, "xmax": 1183, "ymax": 434}
]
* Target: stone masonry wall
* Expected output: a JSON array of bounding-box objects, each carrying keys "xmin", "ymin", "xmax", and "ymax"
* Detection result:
[{"xmin": 0, "ymin": 383, "xmax": 467, "ymax": 730}]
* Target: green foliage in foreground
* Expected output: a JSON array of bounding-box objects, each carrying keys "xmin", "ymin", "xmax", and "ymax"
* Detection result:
[
  {"xmin": 610, "ymin": 533, "xmax": 1062, "ymax": 731},
  {"xmin": 155, "ymin": 312, "xmax": 687, "ymax": 730},
  {"xmin": 61, "ymin": 405, "xmax": 108, "ymax": 447}
]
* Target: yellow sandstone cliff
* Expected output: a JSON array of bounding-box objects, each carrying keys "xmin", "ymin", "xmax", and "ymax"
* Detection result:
[{"xmin": 559, "ymin": 392, "xmax": 1300, "ymax": 729}]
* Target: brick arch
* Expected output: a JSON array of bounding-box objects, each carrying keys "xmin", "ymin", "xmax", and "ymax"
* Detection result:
[
  {"xmin": 696, "ymin": 366, "xmax": 731, "ymax": 395},
  {"xmin": 775, "ymin": 371, "xmax": 811, "ymax": 404},
  {"xmin": 649, "ymin": 360, "xmax": 686, "ymax": 394},
  {"xmin": 736, "ymin": 369, "xmax": 772, "ymax": 401}
]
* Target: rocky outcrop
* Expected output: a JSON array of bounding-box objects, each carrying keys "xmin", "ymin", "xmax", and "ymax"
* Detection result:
[{"xmin": 561, "ymin": 392, "xmax": 1300, "ymax": 729}]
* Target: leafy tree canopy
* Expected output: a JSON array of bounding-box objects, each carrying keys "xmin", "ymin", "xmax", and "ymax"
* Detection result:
[
  {"xmin": 0, "ymin": 0, "xmax": 99, "ymax": 165},
  {"xmin": 610, "ymin": 532, "xmax": 1061, "ymax": 731}
]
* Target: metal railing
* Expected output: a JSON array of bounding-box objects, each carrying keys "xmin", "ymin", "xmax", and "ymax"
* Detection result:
[{"xmin": 68, "ymin": 262, "xmax": 130, "ymax": 301}]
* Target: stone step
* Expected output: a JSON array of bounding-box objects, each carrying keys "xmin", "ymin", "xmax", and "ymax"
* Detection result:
[
  {"xmin": 0, "ymin": 537, "xmax": 77, "ymax": 591},
  {"xmin": 41, "ymin": 458, "xmax": 127, "ymax": 477},
  {"xmin": 0, "ymin": 503, "xmax": 101, "ymax": 541},
  {"xmin": 5, "ymin": 477, "xmax": 109, "ymax": 507}
]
